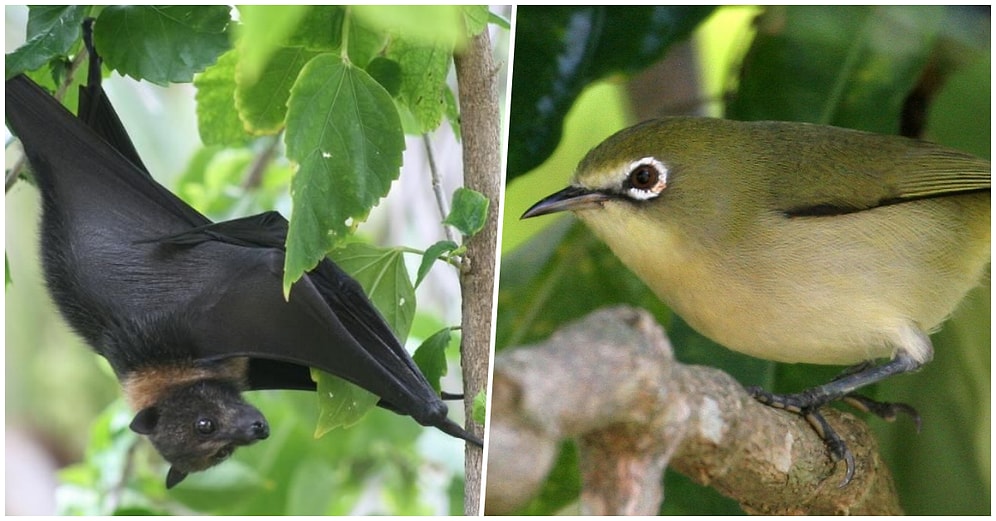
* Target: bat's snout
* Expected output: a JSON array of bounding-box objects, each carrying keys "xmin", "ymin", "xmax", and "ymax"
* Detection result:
[{"xmin": 249, "ymin": 419, "xmax": 269, "ymax": 441}]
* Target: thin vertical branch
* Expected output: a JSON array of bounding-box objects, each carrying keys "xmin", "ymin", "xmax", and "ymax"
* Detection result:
[
  {"xmin": 422, "ymin": 134, "xmax": 457, "ymax": 244},
  {"xmin": 240, "ymin": 133, "xmax": 282, "ymax": 191},
  {"xmin": 454, "ymin": 27, "xmax": 501, "ymax": 516}
]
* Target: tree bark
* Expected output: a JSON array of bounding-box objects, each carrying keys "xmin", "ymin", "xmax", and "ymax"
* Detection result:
[
  {"xmin": 454, "ymin": 27, "xmax": 501, "ymax": 516},
  {"xmin": 485, "ymin": 306, "xmax": 904, "ymax": 515}
]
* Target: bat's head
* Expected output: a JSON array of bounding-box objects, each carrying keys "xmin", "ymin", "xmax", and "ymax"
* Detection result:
[{"xmin": 129, "ymin": 379, "xmax": 270, "ymax": 489}]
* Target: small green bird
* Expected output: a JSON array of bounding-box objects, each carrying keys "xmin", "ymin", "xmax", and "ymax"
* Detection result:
[{"xmin": 522, "ymin": 117, "xmax": 991, "ymax": 485}]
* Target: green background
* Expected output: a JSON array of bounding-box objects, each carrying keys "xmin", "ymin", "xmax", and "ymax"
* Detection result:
[{"xmin": 498, "ymin": 5, "xmax": 990, "ymax": 515}]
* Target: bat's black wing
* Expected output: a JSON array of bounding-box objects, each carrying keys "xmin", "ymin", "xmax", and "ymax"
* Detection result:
[
  {"xmin": 156, "ymin": 222, "xmax": 480, "ymax": 444},
  {"xmin": 6, "ymin": 74, "xmax": 219, "ymax": 355},
  {"xmin": 156, "ymin": 215, "xmax": 481, "ymax": 444},
  {"xmin": 6, "ymin": 73, "xmax": 480, "ymax": 446},
  {"xmin": 76, "ymin": 19, "xmax": 149, "ymax": 177},
  {"xmin": 7, "ymin": 75, "xmax": 208, "ymax": 234}
]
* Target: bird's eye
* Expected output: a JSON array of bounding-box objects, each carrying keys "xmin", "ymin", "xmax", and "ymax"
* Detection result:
[
  {"xmin": 195, "ymin": 418, "xmax": 216, "ymax": 435},
  {"xmin": 629, "ymin": 165, "xmax": 659, "ymax": 190},
  {"xmin": 623, "ymin": 157, "xmax": 668, "ymax": 201}
]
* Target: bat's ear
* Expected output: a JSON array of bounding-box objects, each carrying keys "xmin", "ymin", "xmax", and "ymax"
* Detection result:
[
  {"xmin": 166, "ymin": 466, "xmax": 188, "ymax": 489},
  {"xmin": 130, "ymin": 407, "xmax": 160, "ymax": 435}
]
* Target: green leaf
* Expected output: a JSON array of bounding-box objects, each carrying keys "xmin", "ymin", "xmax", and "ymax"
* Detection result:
[
  {"xmin": 176, "ymin": 143, "xmax": 294, "ymax": 219},
  {"xmin": 176, "ymin": 146, "xmax": 252, "ymax": 215},
  {"xmin": 20, "ymin": 64, "xmax": 83, "ymax": 113},
  {"xmin": 472, "ymin": 390, "xmax": 487, "ymax": 425},
  {"xmin": 328, "ymin": 242, "xmax": 415, "ymax": 342},
  {"xmin": 727, "ymin": 5, "xmax": 944, "ymax": 132},
  {"xmin": 235, "ymin": 5, "xmax": 311, "ymax": 83},
  {"xmin": 286, "ymin": 6, "xmax": 344, "ymax": 51},
  {"xmin": 94, "ymin": 5, "xmax": 232, "ymax": 85},
  {"xmin": 313, "ymin": 368, "xmax": 381, "ymax": 437},
  {"xmin": 344, "ymin": 15, "xmax": 387, "ymax": 68},
  {"xmin": 366, "ymin": 56, "xmax": 402, "ymax": 97},
  {"xmin": 412, "ymin": 328, "xmax": 453, "ymax": 392},
  {"xmin": 283, "ymin": 54, "xmax": 405, "ymax": 292},
  {"xmin": 236, "ymin": 46, "xmax": 319, "ymax": 135},
  {"xmin": 443, "ymin": 84, "xmax": 461, "ymax": 140},
  {"xmin": 443, "ymin": 188, "xmax": 489, "ymax": 237},
  {"xmin": 487, "ymin": 10, "xmax": 512, "ymax": 31},
  {"xmin": 5, "ymin": 5, "xmax": 88, "ymax": 79},
  {"xmin": 352, "ymin": 6, "xmax": 465, "ymax": 48},
  {"xmin": 386, "ymin": 34, "xmax": 452, "ymax": 133},
  {"xmin": 194, "ymin": 49, "xmax": 248, "ymax": 146},
  {"xmin": 507, "ymin": 6, "xmax": 714, "ymax": 179},
  {"xmin": 312, "ymin": 242, "xmax": 418, "ymax": 432},
  {"xmin": 415, "ymin": 240, "xmax": 459, "ymax": 289},
  {"xmin": 462, "ymin": 6, "xmax": 492, "ymax": 36}
]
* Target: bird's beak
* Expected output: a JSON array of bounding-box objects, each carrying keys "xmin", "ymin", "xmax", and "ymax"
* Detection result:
[{"xmin": 521, "ymin": 186, "xmax": 611, "ymax": 219}]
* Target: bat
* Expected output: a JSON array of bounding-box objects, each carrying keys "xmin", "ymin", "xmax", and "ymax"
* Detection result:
[{"xmin": 5, "ymin": 22, "xmax": 482, "ymax": 489}]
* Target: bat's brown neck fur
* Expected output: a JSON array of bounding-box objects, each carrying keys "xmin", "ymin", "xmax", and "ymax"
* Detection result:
[{"xmin": 122, "ymin": 358, "xmax": 250, "ymax": 411}]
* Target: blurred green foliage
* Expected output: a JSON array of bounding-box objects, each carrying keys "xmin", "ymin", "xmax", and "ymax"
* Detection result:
[
  {"xmin": 6, "ymin": 4, "xmax": 508, "ymax": 515},
  {"xmin": 506, "ymin": 6, "xmax": 715, "ymax": 179},
  {"xmin": 499, "ymin": 5, "xmax": 990, "ymax": 515}
]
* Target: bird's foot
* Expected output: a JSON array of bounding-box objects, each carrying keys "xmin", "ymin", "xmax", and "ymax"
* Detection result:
[
  {"xmin": 746, "ymin": 352, "xmax": 924, "ymax": 487},
  {"xmin": 747, "ymin": 386, "xmax": 856, "ymax": 487},
  {"xmin": 747, "ymin": 386, "xmax": 920, "ymax": 487},
  {"xmin": 841, "ymin": 393, "xmax": 921, "ymax": 431}
]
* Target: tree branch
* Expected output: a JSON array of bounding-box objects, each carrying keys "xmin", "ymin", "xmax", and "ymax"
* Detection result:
[
  {"xmin": 421, "ymin": 134, "xmax": 458, "ymax": 245},
  {"xmin": 485, "ymin": 306, "xmax": 904, "ymax": 515},
  {"xmin": 453, "ymin": 27, "xmax": 501, "ymax": 516},
  {"xmin": 240, "ymin": 133, "xmax": 281, "ymax": 191}
]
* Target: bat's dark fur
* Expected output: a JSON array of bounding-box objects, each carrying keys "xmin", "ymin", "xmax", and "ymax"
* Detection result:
[{"xmin": 5, "ymin": 22, "xmax": 481, "ymax": 489}]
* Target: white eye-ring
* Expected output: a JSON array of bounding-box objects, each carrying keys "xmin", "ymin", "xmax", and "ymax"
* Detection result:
[{"xmin": 623, "ymin": 157, "xmax": 668, "ymax": 201}]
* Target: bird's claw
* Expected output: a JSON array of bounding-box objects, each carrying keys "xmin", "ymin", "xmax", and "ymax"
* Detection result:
[
  {"xmin": 842, "ymin": 393, "xmax": 921, "ymax": 431},
  {"xmin": 748, "ymin": 386, "xmax": 857, "ymax": 486},
  {"xmin": 803, "ymin": 408, "xmax": 855, "ymax": 487}
]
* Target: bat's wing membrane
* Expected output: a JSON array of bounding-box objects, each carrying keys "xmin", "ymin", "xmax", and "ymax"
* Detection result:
[
  {"xmin": 182, "ymin": 241, "xmax": 467, "ymax": 435},
  {"xmin": 6, "ymin": 75, "xmax": 209, "ymax": 236},
  {"xmin": 77, "ymin": 77, "xmax": 149, "ymax": 176},
  {"xmin": 160, "ymin": 215, "xmax": 435, "ymax": 406},
  {"xmin": 171, "ymin": 228, "xmax": 480, "ymax": 443}
]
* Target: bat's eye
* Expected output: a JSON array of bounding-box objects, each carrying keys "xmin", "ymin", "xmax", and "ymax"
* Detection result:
[
  {"xmin": 213, "ymin": 446, "xmax": 234, "ymax": 461},
  {"xmin": 195, "ymin": 418, "xmax": 216, "ymax": 435}
]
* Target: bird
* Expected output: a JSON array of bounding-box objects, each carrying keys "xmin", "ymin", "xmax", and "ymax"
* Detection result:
[{"xmin": 522, "ymin": 116, "xmax": 990, "ymax": 485}]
